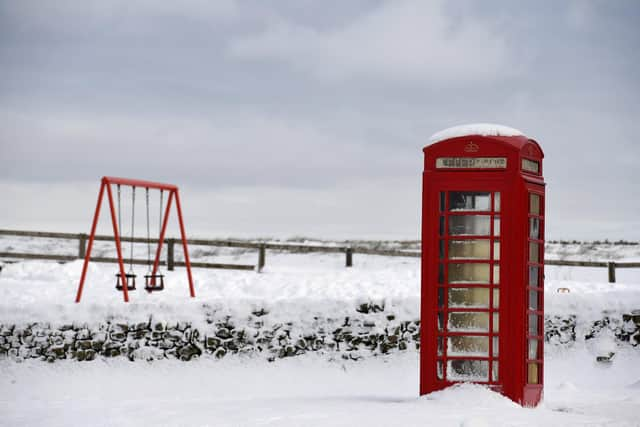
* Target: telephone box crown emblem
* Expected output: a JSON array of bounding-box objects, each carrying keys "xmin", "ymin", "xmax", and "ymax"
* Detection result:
[{"xmin": 464, "ymin": 142, "xmax": 479, "ymax": 153}]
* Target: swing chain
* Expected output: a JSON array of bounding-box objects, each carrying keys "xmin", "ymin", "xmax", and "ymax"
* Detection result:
[
  {"xmin": 158, "ymin": 190, "xmax": 163, "ymax": 273},
  {"xmin": 129, "ymin": 186, "xmax": 136, "ymax": 274},
  {"xmin": 117, "ymin": 184, "xmax": 122, "ymax": 238},
  {"xmin": 146, "ymin": 187, "xmax": 151, "ymax": 273}
]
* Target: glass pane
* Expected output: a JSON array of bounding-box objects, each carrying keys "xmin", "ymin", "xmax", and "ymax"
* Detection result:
[
  {"xmin": 528, "ymin": 363, "xmax": 539, "ymax": 384},
  {"xmin": 438, "ymin": 263, "xmax": 444, "ymax": 284},
  {"xmin": 449, "ymin": 192, "xmax": 490, "ymax": 211},
  {"xmin": 493, "ymin": 241, "xmax": 500, "ymax": 260},
  {"xmin": 437, "ymin": 360, "xmax": 444, "ymax": 380},
  {"xmin": 448, "ymin": 312, "xmax": 489, "ymax": 332},
  {"xmin": 438, "ymin": 312, "xmax": 444, "ymax": 331},
  {"xmin": 529, "ymin": 218, "xmax": 540, "ymax": 239},
  {"xmin": 493, "ymin": 264, "xmax": 500, "ymax": 284},
  {"xmin": 448, "ymin": 240, "xmax": 490, "ymax": 260},
  {"xmin": 493, "ymin": 289, "xmax": 500, "ymax": 308},
  {"xmin": 440, "ymin": 192, "xmax": 446, "ymax": 212},
  {"xmin": 448, "ymin": 336, "xmax": 489, "ymax": 356},
  {"xmin": 494, "ymin": 192, "xmax": 501, "ymax": 212},
  {"xmin": 528, "ymin": 314, "xmax": 539, "ymax": 336},
  {"xmin": 448, "ymin": 360, "xmax": 489, "ymax": 382},
  {"xmin": 529, "ymin": 267, "xmax": 539, "ymax": 286},
  {"xmin": 529, "ymin": 290, "xmax": 538, "ymax": 310},
  {"xmin": 493, "ymin": 313, "xmax": 499, "ymax": 332},
  {"xmin": 437, "ymin": 336, "xmax": 443, "ymax": 356},
  {"xmin": 529, "ymin": 242, "xmax": 539, "ymax": 263},
  {"xmin": 530, "ymin": 194, "xmax": 540, "ymax": 215},
  {"xmin": 492, "ymin": 361, "xmax": 499, "ymax": 382},
  {"xmin": 492, "ymin": 336, "xmax": 499, "ymax": 356},
  {"xmin": 522, "ymin": 158, "xmax": 540, "ymax": 174},
  {"xmin": 448, "ymin": 287, "xmax": 490, "ymax": 308},
  {"xmin": 449, "ymin": 215, "xmax": 491, "ymax": 236},
  {"xmin": 439, "ymin": 240, "xmax": 444, "ymax": 259},
  {"xmin": 529, "ymin": 339, "xmax": 539, "ymax": 360},
  {"xmin": 439, "ymin": 216, "xmax": 445, "ymax": 236},
  {"xmin": 493, "ymin": 217, "xmax": 501, "ymax": 236},
  {"xmin": 448, "ymin": 263, "xmax": 490, "ymax": 284},
  {"xmin": 438, "ymin": 287, "xmax": 445, "ymax": 308}
]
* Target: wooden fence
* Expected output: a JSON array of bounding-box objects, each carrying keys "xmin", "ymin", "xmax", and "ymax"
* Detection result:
[
  {"xmin": 0, "ymin": 229, "xmax": 419, "ymax": 273},
  {"xmin": 0, "ymin": 229, "xmax": 638, "ymax": 282}
]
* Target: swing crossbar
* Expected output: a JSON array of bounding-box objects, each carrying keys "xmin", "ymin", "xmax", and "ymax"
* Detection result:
[
  {"xmin": 103, "ymin": 176, "xmax": 178, "ymax": 191},
  {"xmin": 75, "ymin": 176, "xmax": 195, "ymax": 303}
]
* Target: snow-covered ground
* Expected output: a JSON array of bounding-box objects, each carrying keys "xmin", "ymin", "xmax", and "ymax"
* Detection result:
[
  {"xmin": 1, "ymin": 349, "xmax": 639, "ymax": 426},
  {"xmin": 0, "ymin": 238, "xmax": 639, "ymax": 426}
]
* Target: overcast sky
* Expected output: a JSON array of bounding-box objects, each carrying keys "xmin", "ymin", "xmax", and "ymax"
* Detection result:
[{"xmin": 1, "ymin": 0, "xmax": 639, "ymax": 240}]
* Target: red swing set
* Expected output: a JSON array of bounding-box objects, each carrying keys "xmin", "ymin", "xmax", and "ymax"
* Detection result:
[{"xmin": 75, "ymin": 176, "xmax": 195, "ymax": 303}]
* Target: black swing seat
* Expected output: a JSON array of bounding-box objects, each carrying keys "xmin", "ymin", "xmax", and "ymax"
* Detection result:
[
  {"xmin": 116, "ymin": 273, "xmax": 137, "ymax": 291},
  {"xmin": 144, "ymin": 274, "xmax": 165, "ymax": 292}
]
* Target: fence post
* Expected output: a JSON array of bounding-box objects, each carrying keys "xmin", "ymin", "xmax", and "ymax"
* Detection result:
[
  {"xmin": 167, "ymin": 238, "xmax": 175, "ymax": 271},
  {"xmin": 346, "ymin": 248, "xmax": 353, "ymax": 267},
  {"xmin": 78, "ymin": 234, "xmax": 87, "ymax": 259},
  {"xmin": 608, "ymin": 262, "xmax": 616, "ymax": 283},
  {"xmin": 258, "ymin": 244, "xmax": 266, "ymax": 273}
]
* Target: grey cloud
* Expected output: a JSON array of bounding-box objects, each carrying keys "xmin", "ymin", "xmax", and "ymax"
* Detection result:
[
  {"xmin": 228, "ymin": 0, "xmax": 511, "ymax": 84},
  {"xmin": 1, "ymin": 0, "xmax": 639, "ymax": 240}
]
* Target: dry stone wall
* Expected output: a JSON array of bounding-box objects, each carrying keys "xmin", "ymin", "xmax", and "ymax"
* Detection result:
[{"xmin": 1, "ymin": 303, "xmax": 638, "ymax": 363}]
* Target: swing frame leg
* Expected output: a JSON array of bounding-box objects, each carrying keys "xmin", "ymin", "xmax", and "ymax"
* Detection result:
[
  {"xmin": 76, "ymin": 179, "xmax": 130, "ymax": 303},
  {"xmin": 148, "ymin": 189, "xmax": 195, "ymax": 297}
]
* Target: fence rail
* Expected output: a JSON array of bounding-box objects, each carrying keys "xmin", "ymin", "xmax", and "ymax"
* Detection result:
[
  {"xmin": 0, "ymin": 229, "xmax": 419, "ymax": 272},
  {"xmin": 0, "ymin": 229, "xmax": 638, "ymax": 282}
]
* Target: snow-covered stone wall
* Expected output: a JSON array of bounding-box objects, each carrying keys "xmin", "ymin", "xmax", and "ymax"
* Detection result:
[{"xmin": 1, "ymin": 303, "xmax": 638, "ymax": 363}]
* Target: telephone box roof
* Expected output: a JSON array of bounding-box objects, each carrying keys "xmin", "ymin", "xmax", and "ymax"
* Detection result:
[{"xmin": 429, "ymin": 123, "xmax": 526, "ymax": 144}]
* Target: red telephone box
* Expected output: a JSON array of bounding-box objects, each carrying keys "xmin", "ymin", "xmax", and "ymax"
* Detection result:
[{"xmin": 420, "ymin": 124, "xmax": 545, "ymax": 407}]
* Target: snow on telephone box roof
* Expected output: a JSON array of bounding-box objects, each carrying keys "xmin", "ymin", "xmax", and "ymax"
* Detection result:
[{"xmin": 429, "ymin": 123, "xmax": 525, "ymax": 144}]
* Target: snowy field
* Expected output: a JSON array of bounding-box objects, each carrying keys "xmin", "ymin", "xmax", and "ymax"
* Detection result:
[
  {"xmin": 0, "ymin": 238, "xmax": 639, "ymax": 426},
  {"xmin": 1, "ymin": 349, "xmax": 639, "ymax": 427}
]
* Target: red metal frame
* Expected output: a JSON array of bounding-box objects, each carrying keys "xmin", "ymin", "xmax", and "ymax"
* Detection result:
[
  {"xmin": 420, "ymin": 133, "xmax": 545, "ymax": 406},
  {"xmin": 75, "ymin": 176, "xmax": 195, "ymax": 303}
]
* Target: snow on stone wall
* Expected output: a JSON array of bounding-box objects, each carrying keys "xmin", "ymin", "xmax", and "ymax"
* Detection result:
[{"xmin": 1, "ymin": 302, "xmax": 638, "ymax": 363}]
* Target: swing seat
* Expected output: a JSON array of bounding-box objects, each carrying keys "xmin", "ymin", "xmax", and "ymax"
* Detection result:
[
  {"xmin": 144, "ymin": 274, "xmax": 165, "ymax": 292},
  {"xmin": 116, "ymin": 273, "xmax": 137, "ymax": 291}
]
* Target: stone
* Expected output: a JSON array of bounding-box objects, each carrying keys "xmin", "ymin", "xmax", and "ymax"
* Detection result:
[
  {"xmin": 252, "ymin": 308, "xmax": 268, "ymax": 317},
  {"xmin": 215, "ymin": 328, "xmax": 232, "ymax": 339},
  {"xmin": 135, "ymin": 322, "xmax": 149, "ymax": 331},
  {"xmin": 158, "ymin": 340, "xmax": 175, "ymax": 350},
  {"xmin": 129, "ymin": 330, "xmax": 147, "ymax": 340},
  {"xmin": 178, "ymin": 344, "xmax": 202, "ymax": 361},
  {"xmin": 76, "ymin": 329, "xmax": 91, "ymax": 340},
  {"xmin": 50, "ymin": 346, "xmax": 66, "ymax": 359},
  {"xmin": 93, "ymin": 332, "xmax": 107, "ymax": 342},
  {"xmin": 206, "ymin": 337, "xmax": 221, "ymax": 349},
  {"xmin": 225, "ymin": 340, "xmax": 239, "ymax": 352},
  {"xmin": 110, "ymin": 332, "xmax": 126, "ymax": 342},
  {"xmin": 114, "ymin": 323, "xmax": 129, "ymax": 333},
  {"xmin": 76, "ymin": 340, "xmax": 93, "ymax": 350},
  {"xmin": 356, "ymin": 303, "xmax": 370, "ymax": 314},
  {"xmin": 151, "ymin": 331, "xmax": 165, "ymax": 341},
  {"xmin": 166, "ymin": 329, "xmax": 183, "ymax": 341},
  {"xmin": 105, "ymin": 347, "xmax": 121, "ymax": 358}
]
